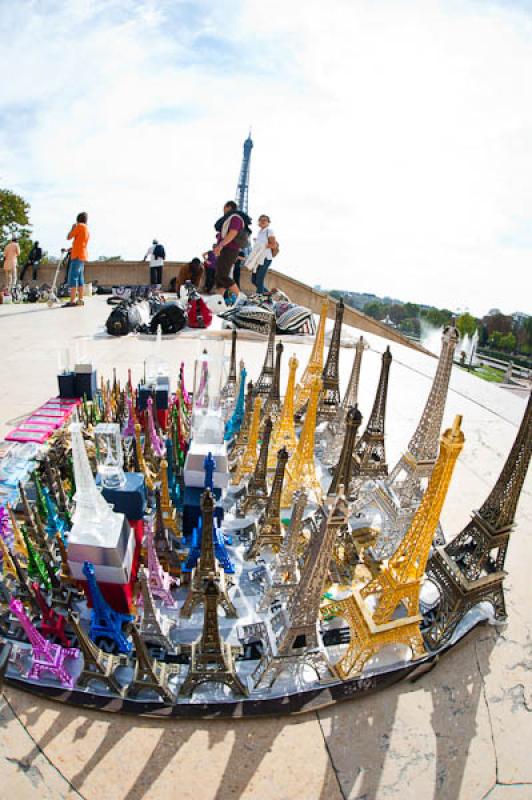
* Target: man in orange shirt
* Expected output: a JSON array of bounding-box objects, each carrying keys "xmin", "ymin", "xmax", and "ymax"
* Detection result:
[
  {"xmin": 3, "ymin": 235, "xmax": 21, "ymax": 291},
  {"xmin": 65, "ymin": 211, "xmax": 89, "ymax": 307}
]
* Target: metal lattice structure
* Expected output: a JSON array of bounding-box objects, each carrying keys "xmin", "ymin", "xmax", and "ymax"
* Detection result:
[
  {"xmin": 242, "ymin": 416, "xmax": 273, "ymax": 513},
  {"xmin": 282, "ymin": 377, "xmax": 323, "ymax": 506},
  {"xmin": 253, "ymin": 316, "xmax": 277, "ymax": 398},
  {"xmin": 352, "ymin": 347, "xmax": 393, "ymax": 484},
  {"xmin": 248, "ymin": 446, "xmax": 289, "ymax": 559},
  {"xmin": 263, "ymin": 342, "xmax": 283, "ymax": 423},
  {"xmin": 235, "ymin": 132, "xmax": 253, "ymax": 214},
  {"xmin": 268, "ymin": 354, "xmax": 299, "ymax": 468},
  {"xmin": 295, "ymin": 299, "xmax": 328, "ymax": 418},
  {"xmin": 317, "ymin": 299, "xmax": 344, "ymax": 421},
  {"xmin": 328, "ymin": 406, "xmax": 363, "ymax": 498}
]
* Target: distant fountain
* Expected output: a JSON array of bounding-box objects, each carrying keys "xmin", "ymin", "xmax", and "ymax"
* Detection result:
[
  {"xmin": 420, "ymin": 321, "xmax": 443, "ymax": 355},
  {"xmin": 460, "ymin": 330, "xmax": 479, "ymax": 367}
]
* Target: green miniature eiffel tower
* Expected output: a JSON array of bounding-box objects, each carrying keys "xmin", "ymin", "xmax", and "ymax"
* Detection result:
[
  {"xmin": 21, "ymin": 525, "xmax": 51, "ymax": 590},
  {"xmin": 32, "ymin": 471, "xmax": 48, "ymax": 522}
]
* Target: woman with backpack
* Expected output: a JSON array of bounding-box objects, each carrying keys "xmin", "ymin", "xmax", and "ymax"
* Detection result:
[
  {"xmin": 213, "ymin": 200, "xmax": 251, "ymax": 299},
  {"xmin": 246, "ymin": 214, "xmax": 278, "ymax": 295}
]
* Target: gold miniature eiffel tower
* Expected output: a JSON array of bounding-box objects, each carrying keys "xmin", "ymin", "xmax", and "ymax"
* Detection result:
[
  {"xmin": 247, "ymin": 446, "xmax": 289, "ymax": 560},
  {"xmin": 0, "ymin": 537, "xmax": 17, "ymax": 581},
  {"xmin": 268, "ymin": 354, "xmax": 298, "ymax": 469},
  {"xmin": 179, "ymin": 574, "xmax": 247, "ymax": 698},
  {"xmin": 135, "ymin": 423, "xmax": 155, "ymax": 491},
  {"xmin": 126, "ymin": 622, "xmax": 178, "ymax": 704},
  {"xmin": 7, "ymin": 505, "xmax": 28, "ymax": 562},
  {"xmin": 159, "ymin": 459, "xmax": 180, "ymax": 537},
  {"xmin": 294, "ymin": 299, "xmax": 328, "ymax": 418},
  {"xmin": 67, "ymin": 610, "xmax": 124, "ymax": 694},
  {"xmin": 231, "ymin": 397, "xmax": 261, "ymax": 485},
  {"xmin": 323, "ymin": 416, "xmax": 464, "ymax": 678},
  {"xmin": 241, "ymin": 416, "xmax": 273, "ymax": 513},
  {"xmin": 180, "ymin": 490, "xmax": 237, "ymax": 618},
  {"xmin": 282, "ymin": 377, "xmax": 323, "ymax": 507}
]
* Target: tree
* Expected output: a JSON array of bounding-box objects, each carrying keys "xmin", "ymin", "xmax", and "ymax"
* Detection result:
[
  {"xmin": 363, "ymin": 301, "xmax": 388, "ymax": 320},
  {"xmin": 482, "ymin": 312, "xmax": 512, "ymax": 336},
  {"xmin": 499, "ymin": 332, "xmax": 516, "ymax": 353},
  {"xmin": 456, "ymin": 312, "xmax": 478, "ymax": 338},
  {"xmin": 0, "ymin": 187, "xmax": 32, "ymax": 264}
]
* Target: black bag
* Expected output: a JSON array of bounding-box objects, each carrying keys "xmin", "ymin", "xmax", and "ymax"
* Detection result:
[
  {"xmin": 153, "ymin": 243, "xmax": 165, "ymax": 260},
  {"xmin": 106, "ymin": 303, "xmax": 144, "ymax": 336},
  {"xmin": 150, "ymin": 302, "xmax": 186, "ymax": 334},
  {"xmin": 26, "ymin": 287, "xmax": 40, "ymax": 303}
]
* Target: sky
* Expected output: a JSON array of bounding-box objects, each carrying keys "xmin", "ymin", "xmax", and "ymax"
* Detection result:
[{"xmin": 1, "ymin": 0, "xmax": 532, "ymax": 317}]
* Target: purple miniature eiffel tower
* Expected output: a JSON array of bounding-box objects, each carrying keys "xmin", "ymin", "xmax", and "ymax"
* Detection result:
[
  {"xmin": 146, "ymin": 521, "xmax": 177, "ymax": 606},
  {"xmin": 147, "ymin": 397, "xmax": 165, "ymax": 457},
  {"xmin": 123, "ymin": 394, "xmax": 137, "ymax": 438},
  {"xmin": 9, "ymin": 597, "xmax": 79, "ymax": 687}
]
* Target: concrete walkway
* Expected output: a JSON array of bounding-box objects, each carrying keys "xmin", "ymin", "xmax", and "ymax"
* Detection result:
[{"xmin": 0, "ymin": 296, "xmax": 530, "ymax": 800}]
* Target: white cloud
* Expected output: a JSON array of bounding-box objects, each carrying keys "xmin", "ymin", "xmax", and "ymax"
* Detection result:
[{"xmin": 1, "ymin": 0, "xmax": 532, "ymax": 315}]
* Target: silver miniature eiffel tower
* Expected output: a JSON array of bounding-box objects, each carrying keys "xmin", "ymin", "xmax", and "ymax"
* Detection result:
[
  {"xmin": 253, "ymin": 315, "xmax": 276, "ymax": 398},
  {"xmin": 179, "ymin": 574, "xmax": 247, "ymax": 698},
  {"xmin": 126, "ymin": 622, "xmax": 178, "ymax": 703},
  {"xmin": 67, "ymin": 610, "xmax": 124, "ymax": 694},
  {"xmin": 351, "ymin": 347, "xmax": 392, "ymax": 487},
  {"xmin": 221, "ymin": 329, "xmax": 238, "ymax": 419},
  {"xmin": 137, "ymin": 567, "xmax": 175, "ymax": 651},
  {"xmin": 262, "ymin": 342, "xmax": 283, "ymax": 423},
  {"xmin": 246, "ymin": 446, "xmax": 288, "ymax": 560},
  {"xmin": 241, "ymin": 416, "xmax": 273, "ymax": 514},
  {"xmin": 252, "ymin": 495, "xmax": 349, "ymax": 689},
  {"xmin": 317, "ymin": 299, "xmax": 344, "ymax": 422},
  {"xmin": 328, "ymin": 406, "xmax": 363, "ymax": 498}
]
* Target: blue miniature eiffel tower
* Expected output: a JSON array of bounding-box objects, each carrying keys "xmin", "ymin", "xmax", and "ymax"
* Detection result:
[
  {"xmin": 203, "ymin": 453, "xmax": 216, "ymax": 490},
  {"xmin": 42, "ymin": 486, "xmax": 68, "ymax": 543},
  {"xmin": 82, "ymin": 561, "xmax": 133, "ymax": 654},
  {"xmin": 224, "ymin": 367, "xmax": 247, "ymax": 441}
]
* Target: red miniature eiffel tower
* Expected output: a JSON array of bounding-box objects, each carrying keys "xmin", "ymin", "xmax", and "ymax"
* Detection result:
[{"xmin": 31, "ymin": 582, "xmax": 73, "ymax": 647}]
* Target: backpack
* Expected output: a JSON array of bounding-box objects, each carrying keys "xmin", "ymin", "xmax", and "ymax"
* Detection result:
[
  {"xmin": 150, "ymin": 302, "xmax": 186, "ymax": 334},
  {"xmin": 187, "ymin": 296, "xmax": 213, "ymax": 329},
  {"xmin": 270, "ymin": 240, "xmax": 280, "ymax": 258},
  {"xmin": 153, "ymin": 243, "xmax": 165, "ymax": 260},
  {"xmin": 233, "ymin": 227, "xmax": 250, "ymax": 250}
]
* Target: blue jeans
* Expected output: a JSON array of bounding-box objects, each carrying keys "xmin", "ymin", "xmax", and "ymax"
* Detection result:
[
  {"xmin": 68, "ymin": 259, "xmax": 85, "ymax": 287},
  {"xmin": 251, "ymin": 259, "xmax": 272, "ymax": 294}
]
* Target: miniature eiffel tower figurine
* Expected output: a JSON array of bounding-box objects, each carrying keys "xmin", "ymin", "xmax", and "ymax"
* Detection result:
[
  {"xmin": 282, "ymin": 377, "xmax": 323, "ymax": 507},
  {"xmin": 225, "ymin": 367, "xmax": 247, "ymax": 442},
  {"xmin": 317, "ymin": 299, "xmax": 344, "ymax": 421},
  {"xmin": 7, "ymin": 505, "xmax": 28, "ymax": 562},
  {"xmin": 137, "ymin": 567, "xmax": 175, "ymax": 650},
  {"xmin": 328, "ymin": 405, "xmax": 363, "ymax": 497},
  {"xmin": 241, "ymin": 416, "xmax": 273, "ymax": 513},
  {"xmin": 424, "ymin": 392, "xmax": 531, "ymax": 650},
  {"xmin": 180, "ymin": 490, "xmax": 237, "ymax": 618},
  {"xmin": 262, "ymin": 342, "xmax": 283, "ymax": 423},
  {"xmin": 0, "ymin": 535, "xmax": 17, "ymax": 582},
  {"xmin": 9, "ymin": 597, "xmax": 79, "ymax": 687},
  {"xmin": 247, "ymin": 447, "xmax": 289, "ymax": 560},
  {"xmin": 258, "ymin": 490, "xmax": 307, "ymax": 611},
  {"xmin": 294, "ymin": 298, "xmax": 328, "ymax": 418},
  {"xmin": 319, "ymin": 336, "xmax": 368, "ymax": 466},
  {"xmin": 253, "ymin": 495, "xmax": 348, "ymax": 689},
  {"xmin": 231, "ymin": 397, "xmax": 261, "ymax": 485},
  {"xmin": 135, "ymin": 423, "xmax": 155, "ymax": 491},
  {"xmin": 127, "ymin": 621, "xmax": 177, "ymax": 703},
  {"xmin": 146, "ymin": 522, "xmax": 177, "ymax": 606},
  {"xmin": 221, "ymin": 329, "xmax": 238, "ymax": 419},
  {"xmin": 323, "ymin": 417, "xmax": 464, "ymax": 679},
  {"xmin": 386, "ymin": 323, "xmax": 459, "ymax": 507},
  {"xmin": 253, "ymin": 315, "xmax": 276, "ymax": 398},
  {"xmin": 67, "ymin": 610, "xmax": 124, "ymax": 694},
  {"xmin": 268, "ymin": 354, "xmax": 298, "ymax": 469},
  {"xmin": 180, "ymin": 573, "xmax": 247, "ymax": 698},
  {"xmin": 159, "ymin": 458, "xmax": 180, "ymax": 537},
  {"xmin": 352, "ymin": 346, "xmax": 393, "ymax": 485},
  {"xmin": 153, "ymin": 490, "xmax": 181, "ymax": 576},
  {"xmin": 228, "ymin": 379, "xmax": 252, "ymax": 458}
]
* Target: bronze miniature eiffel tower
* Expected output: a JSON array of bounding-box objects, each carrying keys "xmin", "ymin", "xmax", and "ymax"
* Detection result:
[
  {"xmin": 352, "ymin": 347, "xmax": 392, "ymax": 484},
  {"xmin": 159, "ymin": 458, "xmax": 180, "ymax": 538},
  {"xmin": 424, "ymin": 392, "xmax": 532, "ymax": 650},
  {"xmin": 328, "ymin": 405, "xmax": 363, "ymax": 497},
  {"xmin": 179, "ymin": 574, "xmax": 248, "ymax": 698},
  {"xmin": 153, "ymin": 490, "xmax": 181, "ymax": 576},
  {"xmin": 253, "ymin": 495, "xmax": 349, "ymax": 688},
  {"xmin": 241, "ymin": 416, "xmax": 273, "ymax": 513},
  {"xmin": 67, "ymin": 610, "xmax": 124, "ymax": 694},
  {"xmin": 180, "ymin": 490, "xmax": 237, "ymax": 618},
  {"xmin": 253, "ymin": 315, "xmax": 276, "ymax": 398},
  {"xmin": 137, "ymin": 568, "xmax": 174, "ymax": 651},
  {"xmin": 387, "ymin": 323, "xmax": 459, "ymax": 507},
  {"xmin": 247, "ymin": 447, "xmax": 289, "ymax": 560},
  {"xmin": 317, "ymin": 298, "xmax": 344, "ymax": 421},
  {"xmin": 126, "ymin": 622, "xmax": 177, "ymax": 703},
  {"xmin": 262, "ymin": 342, "xmax": 283, "ymax": 424}
]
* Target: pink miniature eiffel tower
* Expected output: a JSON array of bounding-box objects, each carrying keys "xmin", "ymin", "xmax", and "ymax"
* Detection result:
[
  {"xmin": 179, "ymin": 362, "xmax": 192, "ymax": 411},
  {"xmin": 147, "ymin": 397, "xmax": 165, "ymax": 457},
  {"xmin": 123, "ymin": 393, "xmax": 137, "ymax": 437},
  {"xmin": 9, "ymin": 597, "xmax": 79, "ymax": 687},
  {"xmin": 146, "ymin": 521, "xmax": 177, "ymax": 606}
]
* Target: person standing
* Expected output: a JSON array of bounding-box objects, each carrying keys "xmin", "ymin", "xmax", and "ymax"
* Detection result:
[
  {"xmin": 213, "ymin": 201, "xmax": 249, "ymax": 298},
  {"xmin": 3, "ymin": 235, "xmax": 20, "ymax": 291},
  {"xmin": 65, "ymin": 212, "xmax": 89, "ymax": 307},
  {"xmin": 19, "ymin": 240, "xmax": 43, "ymax": 283},
  {"xmin": 202, "ymin": 248, "xmax": 217, "ymax": 293},
  {"xmin": 143, "ymin": 239, "xmax": 165, "ymax": 288},
  {"xmin": 247, "ymin": 214, "xmax": 278, "ymax": 295}
]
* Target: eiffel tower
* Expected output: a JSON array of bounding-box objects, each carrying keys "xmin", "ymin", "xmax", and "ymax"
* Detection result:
[
  {"xmin": 262, "ymin": 342, "xmax": 283, "ymax": 423},
  {"xmin": 424, "ymin": 392, "xmax": 532, "ymax": 650},
  {"xmin": 328, "ymin": 405, "xmax": 363, "ymax": 497},
  {"xmin": 137, "ymin": 568, "xmax": 175, "ymax": 650},
  {"xmin": 268, "ymin": 354, "xmax": 298, "ymax": 468},
  {"xmin": 281, "ymin": 376, "xmax": 323, "ymax": 507},
  {"xmin": 180, "ymin": 490, "xmax": 237, "ymax": 618},
  {"xmin": 221, "ymin": 329, "xmax": 238, "ymax": 418},
  {"xmin": 253, "ymin": 315, "xmax": 276, "ymax": 398},
  {"xmin": 295, "ymin": 299, "xmax": 328, "ymax": 419},
  {"xmin": 126, "ymin": 622, "xmax": 178, "ymax": 703},
  {"xmin": 179, "ymin": 574, "xmax": 248, "ymax": 698},
  {"xmin": 317, "ymin": 299, "xmax": 344, "ymax": 421},
  {"xmin": 247, "ymin": 446, "xmax": 288, "ymax": 560},
  {"xmin": 153, "ymin": 490, "xmax": 181, "ymax": 576},
  {"xmin": 386, "ymin": 323, "xmax": 459, "ymax": 507},
  {"xmin": 252, "ymin": 496, "xmax": 348, "ymax": 689},
  {"xmin": 351, "ymin": 347, "xmax": 392, "ymax": 486},
  {"xmin": 228, "ymin": 380, "xmax": 253, "ymax": 462},
  {"xmin": 241, "ymin": 416, "xmax": 273, "ymax": 513},
  {"xmin": 67, "ymin": 610, "xmax": 124, "ymax": 694}
]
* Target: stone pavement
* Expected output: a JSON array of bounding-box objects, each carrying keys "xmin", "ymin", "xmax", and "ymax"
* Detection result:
[{"xmin": 0, "ymin": 296, "xmax": 530, "ymax": 800}]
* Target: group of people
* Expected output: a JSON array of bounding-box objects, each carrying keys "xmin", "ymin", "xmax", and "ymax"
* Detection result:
[{"xmin": 2, "ymin": 200, "xmax": 278, "ymax": 305}]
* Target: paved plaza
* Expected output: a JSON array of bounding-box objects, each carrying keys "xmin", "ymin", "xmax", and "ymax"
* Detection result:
[{"xmin": 0, "ymin": 296, "xmax": 530, "ymax": 800}]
